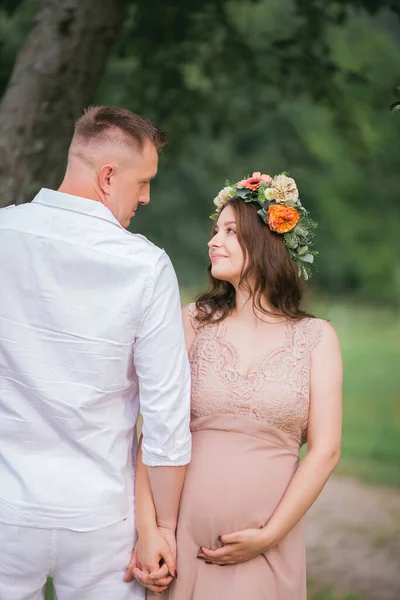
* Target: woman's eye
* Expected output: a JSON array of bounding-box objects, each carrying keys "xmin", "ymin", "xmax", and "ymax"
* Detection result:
[{"xmin": 227, "ymin": 227, "xmax": 236, "ymax": 234}]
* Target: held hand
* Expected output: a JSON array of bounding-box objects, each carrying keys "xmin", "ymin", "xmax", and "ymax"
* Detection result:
[
  {"xmin": 130, "ymin": 562, "xmax": 171, "ymax": 594},
  {"xmin": 198, "ymin": 527, "xmax": 271, "ymax": 565},
  {"xmin": 150, "ymin": 526, "xmax": 177, "ymax": 576},
  {"xmin": 124, "ymin": 527, "xmax": 176, "ymax": 592}
]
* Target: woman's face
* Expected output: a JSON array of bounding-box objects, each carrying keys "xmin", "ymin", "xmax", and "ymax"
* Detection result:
[{"xmin": 208, "ymin": 205, "xmax": 245, "ymax": 286}]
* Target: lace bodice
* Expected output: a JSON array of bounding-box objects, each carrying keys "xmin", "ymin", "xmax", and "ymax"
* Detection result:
[{"xmin": 187, "ymin": 304, "xmax": 324, "ymax": 444}]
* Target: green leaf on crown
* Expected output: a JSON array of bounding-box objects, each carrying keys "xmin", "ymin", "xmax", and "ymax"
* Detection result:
[
  {"xmin": 236, "ymin": 186, "xmax": 251, "ymax": 200},
  {"xmin": 300, "ymin": 253, "xmax": 314, "ymax": 263},
  {"xmin": 257, "ymin": 186, "xmax": 267, "ymax": 205},
  {"xmin": 293, "ymin": 225, "xmax": 308, "ymax": 238},
  {"xmin": 285, "ymin": 200, "xmax": 298, "ymax": 208},
  {"xmin": 257, "ymin": 207, "xmax": 268, "ymax": 222},
  {"xmin": 283, "ymin": 232, "xmax": 299, "ymax": 249},
  {"xmin": 297, "ymin": 245, "xmax": 309, "ymax": 256}
]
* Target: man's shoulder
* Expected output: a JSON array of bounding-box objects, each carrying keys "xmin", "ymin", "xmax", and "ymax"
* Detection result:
[
  {"xmin": 0, "ymin": 202, "xmax": 32, "ymax": 229},
  {"xmin": 0, "ymin": 203, "xmax": 24, "ymax": 217},
  {"xmin": 118, "ymin": 230, "xmax": 166, "ymax": 265},
  {"xmin": 124, "ymin": 230, "xmax": 160, "ymax": 251},
  {"xmin": 0, "ymin": 202, "xmax": 171, "ymax": 272}
]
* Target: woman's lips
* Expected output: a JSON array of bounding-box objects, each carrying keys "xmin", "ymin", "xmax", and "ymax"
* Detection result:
[{"xmin": 211, "ymin": 254, "xmax": 228, "ymax": 262}]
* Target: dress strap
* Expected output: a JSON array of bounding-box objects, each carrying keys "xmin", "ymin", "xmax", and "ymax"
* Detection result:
[
  {"xmin": 292, "ymin": 317, "xmax": 325, "ymax": 357},
  {"xmin": 185, "ymin": 302, "xmax": 225, "ymax": 339}
]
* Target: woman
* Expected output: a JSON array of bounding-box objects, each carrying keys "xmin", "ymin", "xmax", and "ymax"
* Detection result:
[{"xmin": 128, "ymin": 171, "xmax": 343, "ymax": 599}]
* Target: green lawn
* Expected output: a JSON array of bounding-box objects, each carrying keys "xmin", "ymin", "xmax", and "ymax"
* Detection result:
[
  {"xmin": 308, "ymin": 590, "xmax": 360, "ymax": 600},
  {"xmin": 45, "ymin": 579, "xmax": 53, "ymax": 600},
  {"xmin": 309, "ymin": 301, "xmax": 400, "ymax": 488}
]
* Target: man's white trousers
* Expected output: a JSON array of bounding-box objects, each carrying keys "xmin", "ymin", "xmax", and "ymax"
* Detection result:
[{"xmin": 0, "ymin": 514, "xmax": 144, "ymax": 599}]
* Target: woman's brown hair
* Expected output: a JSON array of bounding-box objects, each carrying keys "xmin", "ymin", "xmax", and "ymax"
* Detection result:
[{"xmin": 196, "ymin": 198, "xmax": 313, "ymax": 325}]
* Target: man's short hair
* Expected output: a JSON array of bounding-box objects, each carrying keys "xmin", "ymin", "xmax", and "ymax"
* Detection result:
[{"xmin": 74, "ymin": 106, "xmax": 167, "ymax": 151}]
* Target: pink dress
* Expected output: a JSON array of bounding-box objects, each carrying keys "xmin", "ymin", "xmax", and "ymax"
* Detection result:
[{"xmin": 149, "ymin": 304, "xmax": 324, "ymax": 600}]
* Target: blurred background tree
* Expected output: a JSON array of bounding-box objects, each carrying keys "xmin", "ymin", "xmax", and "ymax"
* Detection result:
[
  {"xmin": 1, "ymin": 3, "xmax": 400, "ymax": 598},
  {"xmin": 0, "ymin": 0, "xmax": 399, "ymax": 303}
]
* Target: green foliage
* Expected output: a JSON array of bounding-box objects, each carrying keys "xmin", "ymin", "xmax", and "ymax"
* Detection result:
[
  {"xmin": 1, "ymin": 0, "xmax": 399, "ymax": 301},
  {"xmin": 120, "ymin": 3, "xmax": 399, "ymax": 303}
]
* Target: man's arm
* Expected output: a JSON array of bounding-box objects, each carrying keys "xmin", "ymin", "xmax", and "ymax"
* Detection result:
[
  {"xmin": 126, "ymin": 303, "xmax": 197, "ymax": 589},
  {"xmin": 133, "ymin": 252, "xmax": 191, "ymax": 530}
]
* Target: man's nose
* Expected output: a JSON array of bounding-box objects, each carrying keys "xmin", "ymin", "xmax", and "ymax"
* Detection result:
[{"xmin": 139, "ymin": 193, "xmax": 150, "ymax": 206}]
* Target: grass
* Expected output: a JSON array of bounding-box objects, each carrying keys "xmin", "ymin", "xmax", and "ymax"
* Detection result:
[
  {"xmin": 45, "ymin": 579, "xmax": 53, "ymax": 600},
  {"xmin": 310, "ymin": 301, "xmax": 400, "ymax": 488},
  {"xmin": 309, "ymin": 590, "xmax": 361, "ymax": 600}
]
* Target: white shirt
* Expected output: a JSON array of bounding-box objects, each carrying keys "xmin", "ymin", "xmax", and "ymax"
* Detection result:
[{"xmin": 0, "ymin": 189, "xmax": 191, "ymax": 531}]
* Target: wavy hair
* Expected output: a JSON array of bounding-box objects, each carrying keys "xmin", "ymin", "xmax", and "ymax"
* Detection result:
[{"xmin": 196, "ymin": 198, "xmax": 313, "ymax": 325}]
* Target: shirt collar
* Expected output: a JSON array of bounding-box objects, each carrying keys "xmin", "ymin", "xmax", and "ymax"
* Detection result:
[{"xmin": 32, "ymin": 188, "xmax": 124, "ymax": 230}]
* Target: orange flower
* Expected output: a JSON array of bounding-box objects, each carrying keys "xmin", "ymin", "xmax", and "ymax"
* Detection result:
[
  {"xmin": 237, "ymin": 171, "xmax": 272, "ymax": 191},
  {"xmin": 267, "ymin": 204, "xmax": 300, "ymax": 234}
]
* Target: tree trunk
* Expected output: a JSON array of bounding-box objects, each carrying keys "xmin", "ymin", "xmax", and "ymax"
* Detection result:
[{"xmin": 0, "ymin": 0, "xmax": 127, "ymax": 208}]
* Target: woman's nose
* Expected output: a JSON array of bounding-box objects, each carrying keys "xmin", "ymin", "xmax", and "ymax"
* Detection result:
[{"xmin": 208, "ymin": 234, "xmax": 221, "ymax": 248}]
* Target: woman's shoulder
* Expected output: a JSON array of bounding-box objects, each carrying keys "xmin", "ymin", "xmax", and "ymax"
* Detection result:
[
  {"xmin": 182, "ymin": 302, "xmax": 223, "ymax": 336},
  {"xmin": 293, "ymin": 316, "xmax": 339, "ymax": 354},
  {"xmin": 182, "ymin": 302, "xmax": 199, "ymax": 327},
  {"xmin": 182, "ymin": 303, "xmax": 208, "ymax": 341},
  {"xmin": 181, "ymin": 304, "xmax": 195, "ymax": 341},
  {"xmin": 181, "ymin": 303, "xmax": 200, "ymax": 353},
  {"xmin": 182, "ymin": 301, "xmax": 218, "ymax": 323}
]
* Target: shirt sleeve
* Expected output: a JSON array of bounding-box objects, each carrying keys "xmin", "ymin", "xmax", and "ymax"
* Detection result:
[{"xmin": 134, "ymin": 252, "xmax": 192, "ymax": 467}]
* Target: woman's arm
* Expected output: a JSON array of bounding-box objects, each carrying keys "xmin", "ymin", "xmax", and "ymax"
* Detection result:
[
  {"xmin": 199, "ymin": 321, "xmax": 343, "ymax": 564},
  {"xmin": 125, "ymin": 305, "xmax": 197, "ymax": 585},
  {"xmin": 259, "ymin": 321, "xmax": 342, "ymax": 545},
  {"xmin": 124, "ymin": 436, "xmax": 175, "ymax": 591},
  {"xmin": 135, "ymin": 436, "xmax": 157, "ymax": 535}
]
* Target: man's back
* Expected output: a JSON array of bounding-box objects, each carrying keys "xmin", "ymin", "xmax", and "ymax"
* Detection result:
[
  {"xmin": 0, "ymin": 106, "xmax": 190, "ymax": 600},
  {"xmin": 0, "ymin": 189, "xmax": 190, "ymax": 531}
]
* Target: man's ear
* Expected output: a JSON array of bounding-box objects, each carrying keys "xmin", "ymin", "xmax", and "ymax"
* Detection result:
[{"xmin": 98, "ymin": 164, "xmax": 114, "ymax": 196}]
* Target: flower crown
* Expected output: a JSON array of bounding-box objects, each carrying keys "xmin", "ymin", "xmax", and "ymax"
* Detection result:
[{"xmin": 212, "ymin": 171, "xmax": 317, "ymax": 280}]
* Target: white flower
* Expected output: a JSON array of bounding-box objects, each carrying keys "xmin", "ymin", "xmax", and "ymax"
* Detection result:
[
  {"xmin": 265, "ymin": 174, "xmax": 300, "ymax": 205},
  {"xmin": 213, "ymin": 186, "xmax": 235, "ymax": 211}
]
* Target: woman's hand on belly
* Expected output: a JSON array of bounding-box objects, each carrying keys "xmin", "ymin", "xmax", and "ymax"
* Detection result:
[{"xmin": 198, "ymin": 527, "xmax": 271, "ymax": 565}]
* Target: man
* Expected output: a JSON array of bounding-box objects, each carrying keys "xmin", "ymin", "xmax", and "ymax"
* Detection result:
[{"xmin": 0, "ymin": 106, "xmax": 191, "ymax": 599}]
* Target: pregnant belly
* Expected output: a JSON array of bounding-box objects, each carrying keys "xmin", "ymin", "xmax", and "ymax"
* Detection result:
[{"xmin": 178, "ymin": 424, "xmax": 300, "ymax": 549}]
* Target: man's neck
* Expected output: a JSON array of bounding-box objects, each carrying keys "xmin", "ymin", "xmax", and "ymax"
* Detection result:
[{"xmin": 57, "ymin": 180, "xmax": 102, "ymax": 205}]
